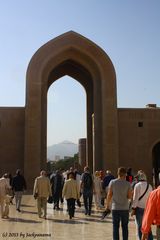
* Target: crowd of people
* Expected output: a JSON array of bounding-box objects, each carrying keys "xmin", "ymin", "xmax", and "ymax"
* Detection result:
[{"xmin": 0, "ymin": 166, "xmax": 160, "ymax": 239}]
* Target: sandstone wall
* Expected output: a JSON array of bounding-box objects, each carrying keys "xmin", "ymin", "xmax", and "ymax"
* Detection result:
[
  {"xmin": 0, "ymin": 107, "xmax": 25, "ymax": 177},
  {"xmin": 118, "ymin": 108, "xmax": 160, "ymax": 182}
]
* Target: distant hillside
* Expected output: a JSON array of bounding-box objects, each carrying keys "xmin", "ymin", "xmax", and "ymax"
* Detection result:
[{"xmin": 47, "ymin": 140, "xmax": 78, "ymax": 161}]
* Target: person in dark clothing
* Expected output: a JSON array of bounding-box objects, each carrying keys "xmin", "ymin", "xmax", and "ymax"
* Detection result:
[
  {"xmin": 12, "ymin": 169, "xmax": 27, "ymax": 212},
  {"xmin": 126, "ymin": 167, "xmax": 133, "ymax": 183},
  {"xmin": 102, "ymin": 170, "xmax": 115, "ymax": 205},
  {"xmin": 103, "ymin": 170, "xmax": 115, "ymax": 191},
  {"xmin": 80, "ymin": 166, "xmax": 94, "ymax": 216},
  {"xmin": 50, "ymin": 170, "xmax": 63, "ymax": 210}
]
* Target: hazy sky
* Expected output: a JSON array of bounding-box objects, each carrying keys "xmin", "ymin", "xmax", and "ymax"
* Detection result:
[{"xmin": 0, "ymin": 1, "xmax": 160, "ymax": 146}]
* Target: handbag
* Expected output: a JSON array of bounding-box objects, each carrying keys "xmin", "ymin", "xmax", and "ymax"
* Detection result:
[
  {"xmin": 77, "ymin": 199, "xmax": 81, "ymax": 207},
  {"xmin": 101, "ymin": 208, "xmax": 111, "ymax": 220},
  {"xmin": 47, "ymin": 196, "xmax": 53, "ymax": 204},
  {"xmin": 34, "ymin": 192, "xmax": 38, "ymax": 199}
]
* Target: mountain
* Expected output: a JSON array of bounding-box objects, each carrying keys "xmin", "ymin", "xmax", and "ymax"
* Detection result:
[{"xmin": 47, "ymin": 140, "xmax": 78, "ymax": 161}]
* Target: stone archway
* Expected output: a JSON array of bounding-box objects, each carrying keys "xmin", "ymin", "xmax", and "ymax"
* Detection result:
[{"xmin": 24, "ymin": 31, "xmax": 119, "ymax": 188}]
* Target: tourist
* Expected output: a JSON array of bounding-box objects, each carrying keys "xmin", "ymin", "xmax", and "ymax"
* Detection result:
[
  {"xmin": 74, "ymin": 169, "xmax": 81, "ymax": 193},
  {"xmin": 12, "ymin": 169, "xmax": 27, "ymax": 212},
  {"xmin": 131, "ymin": 171, "xmax": 153, "ymax": 240},
  {"xmin": 60, "ymin": 170, "xmax": 65, "ymax": 204},
  {"xmin": 131, "ymin": 172, "xmax": 141, "ymax": 190},
  {"xmin": 99, "ymin": 170, "xmax": 104, "ymax": 180},
  {"xmin": 102, "ymin": 170, "xmax": 115, "ymax": 205},
  {"xmin": 62, "ymin": 171, "xmax": 79, "ymax": 219},
  {"xmin": 33, "ymin": 170, "xmax": 52, "ymax": 219},
  {"xmin": 80, "ymin": 166, "xmax": 94, "ymax": 216},
  {"xmin": 141, "ymin": 185, "xmax": 160, "ymax": 240},
  {"xmin": 0, "ymin": 173, "xmax": 12, "ymax": 219},
  {"xmin": 74, "ymin": 169, "xmax": 82, "ymax": 207},
  {"xmin": 106, "ymin": 167, "xmax": 132, "ymax": 240},
  {"xmin": 129, "ymin": 170, "xmax": 143, "ymax": 211},
  {"xmin": 50, "ymin": 170, "xmax": 63, "ymax": 210},
  {"xmin": 126, "ymin": 167, "xmax": 134, "ymax": 183},
  {"xmin": 8, "ymin": 173, "xmax": 14, "ymax": 204}
]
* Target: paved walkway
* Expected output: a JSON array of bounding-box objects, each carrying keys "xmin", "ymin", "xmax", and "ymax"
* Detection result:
[{"xmin": 0, "ymin": 195, "xmax": 156, "ymax": 240}]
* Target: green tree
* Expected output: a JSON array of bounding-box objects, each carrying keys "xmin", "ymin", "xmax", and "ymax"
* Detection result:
[{"xmin": 47, "ymin": 153, "xmax": 81, "ymax": 172}]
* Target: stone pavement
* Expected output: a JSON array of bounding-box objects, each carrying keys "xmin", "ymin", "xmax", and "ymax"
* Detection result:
[{"xmin": 0, "ymin": 195, "xmax": 156, "ymax": 240}]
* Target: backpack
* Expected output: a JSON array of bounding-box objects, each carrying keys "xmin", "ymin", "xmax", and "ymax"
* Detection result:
[{"xmin": 83, "ymin": 173, "xmax": 93, "ymax": 189}]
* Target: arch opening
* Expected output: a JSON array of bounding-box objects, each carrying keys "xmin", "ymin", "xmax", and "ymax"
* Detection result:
[
  {"xmin": 152, "ymin": 142, "xmax": 160, "ymax": 187},
  {"xmin": 47, "ymin": 76, "xmax": 87, "ymax": 167},
  {"xmin": 46, "ymin": 59, "xmax": 95, "ymax": 171}
]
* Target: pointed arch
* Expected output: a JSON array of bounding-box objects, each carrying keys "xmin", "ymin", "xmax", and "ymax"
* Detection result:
[{"xmin": 24, "ymin": 31, "xmax": 118, "ymax": 187}]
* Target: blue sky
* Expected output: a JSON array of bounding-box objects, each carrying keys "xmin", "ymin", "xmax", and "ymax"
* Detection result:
[{"xmin": 0, "ymin": 1, "xmax": 160, "ymax": 146}]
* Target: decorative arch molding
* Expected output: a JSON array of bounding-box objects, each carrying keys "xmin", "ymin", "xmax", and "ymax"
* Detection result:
[
  {"xmin": 150, "ymin": 139, "xmax": 160, "ymax": 152},
  {"xmin": 149, "ymin": 139, "xmax": 160, "ymax": 163},
  {"xmin": 24, "ymin": 31, "xmax": 119, "ymax": 187}
]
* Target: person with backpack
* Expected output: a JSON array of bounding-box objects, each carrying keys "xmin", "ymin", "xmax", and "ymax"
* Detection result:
[{"xmin": 80, "ymin": 166, "xmax": 94, "ymax": 216}]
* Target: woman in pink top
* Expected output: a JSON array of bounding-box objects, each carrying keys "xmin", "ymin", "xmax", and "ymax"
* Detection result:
[{"xmin": 141, "ymin": 186, "xmax": 160, "ymax": 240}]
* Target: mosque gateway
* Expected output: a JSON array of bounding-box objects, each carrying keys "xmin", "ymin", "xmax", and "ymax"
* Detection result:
[{"xmin": 0, "ymin": 31, "xmax": 160, "ymax": 188}]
